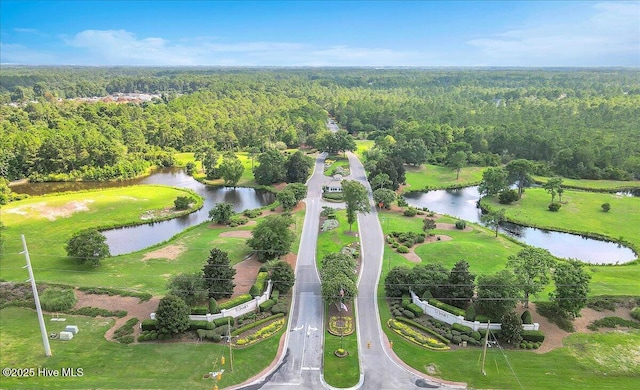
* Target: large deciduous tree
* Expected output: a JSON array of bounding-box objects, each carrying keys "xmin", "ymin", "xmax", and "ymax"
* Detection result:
[
  {"xmin": 400, "ymin": 138, "xmax": 430, "ymax": 166},
  {"xmin": 342, "ymin": 180, "xmax": 370, "ymax": 231},
  {"xmin": 284, "ymin": 150, "xmax": 313, "ymax": 183},
  {"xmin": 478, "ymin": 167, "xmax": 508, "ymax": 197},
  {"xmin": 320, "ymin": 253, "xmax": 357, "ymax": 304},
  {"xmin": 543, "ymin": 177, "xmax": 564, "ymax": 203},
  {"xmin": 209, "ymin": 202, "xmax": 234, "ymax": 225},
  {"xmin": 253, "ymin": 149, "xmax": 286, "ymax": 185},
  {"xmin": 373, "ymin": 188, "xmax": 396, "ymax": 209},
  {"xmin": 218, "ymin": 152, "xmax": 244, "ymax": 187},
  {"xmin": 476, "ymin": 270, "xmax": 519, "ymax": 321},
  {"xmin": 506, "ymin": 159, "xmax": 535, "ymax": 199},
  {"xmin": 447, "ymin": 151, "xmax": 467, "ymax": 180},
  {"xmin": 276, "ymin": 189, "xmax": 297, "ymax": 211},
  {"xmin": 155, "ymin": 295, "xmax": 190, "ymax": 336},
  {"xmin": 550, "ymin": 259, "xmax": 591, "ymax": 318},
  {"xmin": 167, "ymin": 272, "xmax": 207, "ymax": 306},
  {"xmin": 480, "ymin": 208, "xmax": 506, "ymax": 237},
  {"xmin": 195, "ymin": 144, "xmax": 220, "ymax": 180},
  {"xmin": 384, "ymin": 266, "xmax": 414, "ymax": 297},
  {"xmin": 411, "ymin": 263, "xmax": 449, "ymax": 300},
  {"xmin": 65, "ymin": 229, "xmax": 110, "ymax": 266},
  {"xmin": 202, "ymin": 248, "xmax": 236, "ymax": 299},
  {"xmin": 247, "ymin": 215, "xmax": 295, "ymax": 262},
  {"xmin": 270, "ymin": 261, "xmax": 295, "ymax": 294},
  {"xmin": 507, "ymin": 247, "xmax": 554, "ymax": 308}
]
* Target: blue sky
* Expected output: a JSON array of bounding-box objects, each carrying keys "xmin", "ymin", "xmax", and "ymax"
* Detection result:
[{"xmin": 1, "ymin": 1, "xmax": 638, "ymax": 66}]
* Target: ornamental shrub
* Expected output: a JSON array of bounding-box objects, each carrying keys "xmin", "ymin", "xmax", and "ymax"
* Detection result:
[
  {"xmin": 428, "ymin": 298, "xmax": 466, "ymax": 317},
  {"xmin": 406, "ymin": 303, "xmax": 424, "ymax": 316},
  {"xmin": 522, "ymin": 330, "xmax": 545, "ymax": 343},
  {"xmin": 141, "ymin": 319, "xmax": 158, "ymax": 331},
  {"xmin": 631, "ymin": 307, "xmax": 640, "ymax": 321},
  {"xmin": 403, "ymin": 309, "xmax": 415, "ymax": 319},
  {"xmin": 521, "ymin": 309, "xmax": 533, "ymax": 324},
  {"xmin": 465, "ymin": 305, "xmax": 476, "ymax": 321},
  {"xmin": 548, "ymin": 202, "xmax": 561, "ymax": 211},
  {"xmin": 190, "ymin": 306, "xmax": 208, "ymax": 315},
  {"xmin": 397, "ymin": 245, "xmax": 409, "ymax": 253},
  {"xmin": 455, "ymin": 220, "xmax": 466, "ymax": 229},
  {"xmin": 271, "ymin": 302, "xmax": 288, "ymax": 315},
  {"xmin": 601, "ymin": 202, "xmax": 611, "ymax": 212},
  {"xmin": 209, "ymin": 298, "xmax": 219, "ymax": 314},
  {"xmin": 452, "ymin": 323, "xmax": 473, "ymax": 334},
  {"xmin": 498, "ymin": 189, "xmax": 519, "ymax": 204},
  {"xmin": 259, "ymin": 299, "xmax": 276, "ymax": 312},
  {"xmin": 219, "ymin": 294, "xmax": 252, "ymax": 310},
  {"xmin": 189, "ymin": 320, "xmax": 210, "ymax": 330},
  {"xmin": 403, "ymin": 208, "xmax": 418, "ymax": 217}
]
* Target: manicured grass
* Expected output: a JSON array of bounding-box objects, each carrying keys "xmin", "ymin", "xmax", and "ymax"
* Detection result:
[
  {"xmin": 0, "ymin": 186, "xmax": 202, "ymax": 290},
  {"xmin": 323, "ymin": 319, "xmax": 360, "ymax": 387},
  {"xmin": 0, "ymin": 307, "xmax": 283, "ymax": 389},
  {"xmin": 403, "ymin": 164, "xmax": 485, "ymax": 192},
  {"xmin": 378, "ymin": 210, "xmax": 522, "ymax": 279},
  {"xmin": 377, "ymin": 295, "xmax": 640, "ymax": 389},
  {"xmin": 481, "ymin": 188, "xmax": 640, "ymax": 296},
  {"xmin": 533, "ymin": 175, "xmax": 640, "ymax": 191},
  {"xmin": 324, "ymin": 156, "xmax": 350, "ymax": 177},
  {"xmin": 316, "ymin": 210, "xmax": 360, "ymax": 265}
]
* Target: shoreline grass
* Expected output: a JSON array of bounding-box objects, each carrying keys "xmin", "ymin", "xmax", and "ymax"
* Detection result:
[
  {"xmin": 403, "ymin": 164, "xmax": 484, "ymax": 193},
  {"xmin": 533, "ymin": 175, "xmax": 640, "ymax": 192}
]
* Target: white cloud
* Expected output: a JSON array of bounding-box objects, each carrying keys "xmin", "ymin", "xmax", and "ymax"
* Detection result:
[
  {"xmin": 59, "ymin": 29, "xmax": 436, "ymax": 66},
  {"xmin": 0, "ymin": 43, "xmax": 56, "ymax": 64},
  {"xmin": 467, "ymin": 2, "xmax": 640, "ymax": 66}
]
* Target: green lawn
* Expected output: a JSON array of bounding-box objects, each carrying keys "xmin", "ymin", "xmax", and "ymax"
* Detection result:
[
  {"xmin": 0, "ymin": 307, "xmax": 283, "ymax": 389},
  {"xmin": 378, "ymin": 299, "xmax": 639, "ymax": 389},
  {"xmin": 533, "ymin": 175, "xmax": 640, "ymax": 191},
  {"xmin": 324, "ymin": 156, "xmax": 350, "ymax": 177},
  {"xmin": 403, "ymin": 164, "xmax": 485, "ymax": 192},
  {"xmin": 316, "ymin": 210, "xmax": 360, "ymax": 265},
  {"xmin": 480, "ymin": 187, "xmax": 640, "ymax": 296},
  {"xmin": 174, "ymin": 152, "xmax": 261, "ymax": 188},
  {"xmin": 0, "ymin": 187, "xmax": 281, "ymax": 294}
]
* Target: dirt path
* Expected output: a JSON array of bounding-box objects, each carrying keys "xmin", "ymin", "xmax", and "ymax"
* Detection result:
[{"xmin": 73, "ymin": 290, "xmax": 160, "ymax": 341}]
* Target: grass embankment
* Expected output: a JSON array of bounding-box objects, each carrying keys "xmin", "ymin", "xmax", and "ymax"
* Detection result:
[
  {"xmin": 403, "ymin": 164, "xmax": 484, "ymax": 192},
  {"xmin": 376, "ymin": 209, "xmax": 640, "ymax": 388},
  {"xmin": 481, "ymin": 187, "xmax": 640, "ymax": 296},
  {"xmin": 533, "ymin": 175, "xmax": 640, "ymax": 191},
  {"xmin": 0, "ymin": 307, "xmax": 283, "ymax": 389}
]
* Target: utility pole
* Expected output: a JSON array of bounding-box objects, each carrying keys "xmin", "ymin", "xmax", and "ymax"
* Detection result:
[
  {"xmin": 21, "ymin": 234, "xmax": 52, "ymax": 357},
  {"xmin": 227, "ymin": 317, "xmax": 234, "ymax": 372},
  {"xmin": 481, "ymin": 321, "xmax": 490, "ymax": 376}
]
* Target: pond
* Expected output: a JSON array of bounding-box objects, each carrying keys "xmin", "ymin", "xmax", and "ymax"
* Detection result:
[
  {"xmin": 12, "ymin": 169, "xmax": 275, "ymax": 255},
  {"xmin": 403, "ymin": 186, "xmax": 637, "ymax": 264}
]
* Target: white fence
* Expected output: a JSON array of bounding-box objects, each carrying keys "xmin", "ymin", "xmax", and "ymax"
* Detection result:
[
  {"xmin": 151, "ymin": 280, "xmax": 273, "ymax": 322},
  {"xmin": 409, "ymin": 290, "xmax": 539, "ymax": 331}
]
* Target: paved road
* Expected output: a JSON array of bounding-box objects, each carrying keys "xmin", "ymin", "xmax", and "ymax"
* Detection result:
[
  {"xmin": 234, "ymin": 122, "xmax": 465, "ymax": 389},
  {"xmin": 236, "ymin": 153, "xmax": 328, "ymax": 389}
]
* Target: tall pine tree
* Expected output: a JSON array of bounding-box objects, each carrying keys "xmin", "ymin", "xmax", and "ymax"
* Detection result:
[{"xmin": 202, "ymin": 248, "xmax": 236, "ymax": 299}]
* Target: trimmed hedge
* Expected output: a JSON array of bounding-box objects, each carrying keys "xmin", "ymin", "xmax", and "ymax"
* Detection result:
[
  {"xmin": 189, "ymin": 320, "xmax": 211, "ymax": 330},
  {"xmin": 259, "ymin": 299, "xmax": 276, "ymax": 312},
  {"xmin": 452, "ymin": 323, "xmax": 473, "ymax": 334},
  {"xmin": 190, "ymin": 306, "xmax": 208, "ymax": 315},
  {"xmin": 209, "ymin": 298, "xmax": 220, "ymax": 314},
  {"xmin": 213, "ymin": 317, "xmax": 233, "ymax": 327},
  {"xmin": 231, "ymin": 313, "xmax": 285, "ymax": 337},
  {"xmin": 141, "ymin": 319, "xmax": 158, "ymax": 331},
  {"xmin": 271, "ymin": 289, "xmax": 280, "ymax": 301},
  {"xmin": 77, "ymin": 286, "xmax": 152, "ymax": 302},
  {"xmin": 406, "ymin": 303, "xmax": 424, "ymax": 316},
  {"xmin": 219, "ymin": 294, "xmax": 253, "ymax": 310},
  {"xmin": 254, "ymin": 272, "xmax": 268, "ymax": 294},
  {"xmin": 521, "ymin": 310, "xmax": 533, "ymax": 324},
  {"xmin": 197, "ymin": 329, "xmax": 222, "ymax": 342},
  {"xmin": 271, "ymin": 302, "xmax": 288, "ymax": 315},
  {"xmin": 67, "ymin": 306, "xmax": 127, "ymax": 318},
  {"xmin": 522, "ymin": 330, "xmax": 546, "ymax": 343},
  {"xmin": 428, "ymin": 298, "xmax": 466, "ymax": 317}
]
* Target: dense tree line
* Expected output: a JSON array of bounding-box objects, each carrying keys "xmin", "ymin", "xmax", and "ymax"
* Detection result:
[{"xmin": 2, "ymin": 68, "xmax": 638, "ymax": 183}]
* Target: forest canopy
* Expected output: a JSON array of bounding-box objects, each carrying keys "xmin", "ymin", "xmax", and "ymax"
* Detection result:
[{"xmin": 1, "ymin": 67, "xmax": 639, "ymax": 182}]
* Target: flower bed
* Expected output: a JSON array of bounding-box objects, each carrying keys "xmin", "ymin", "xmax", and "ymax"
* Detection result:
[
  {"xmin": 387, "ymin": 319, "xmax": 450, "ymax": 351},
  {"xmin": 233, "ymin": 318, "xmax": 285, "ymax": 347},
  {"xmin": 328, "ymin": 315, "xmax": 354, "ymax": 336}
]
